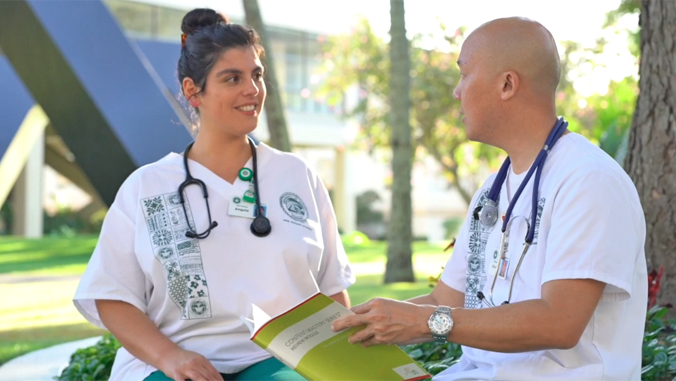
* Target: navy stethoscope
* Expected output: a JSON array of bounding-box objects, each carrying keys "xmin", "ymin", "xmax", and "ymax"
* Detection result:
[
  {"xmin": 178, "ymin": 136, "xmax": 271, "ymax": 239},
  {"xmin": 475, "ymin": 117, "xmax": 568, "ymax": 307}
]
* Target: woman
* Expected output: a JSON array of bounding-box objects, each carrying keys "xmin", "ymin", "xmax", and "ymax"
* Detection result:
[{"xmin": 74, "ymin": 8, "xmax": 354, "ymax": 381}]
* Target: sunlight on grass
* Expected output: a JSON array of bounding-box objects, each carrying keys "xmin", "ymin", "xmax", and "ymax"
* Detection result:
[
  {"xmin": 350, "ymin": 274, "xmax": 434, "ymax": 305},
  {"xmin": 0, "ymin": 235, "xmax": 97, "ymax": 276},
  {"xmin": 0, "ymin": 279, "xmax": 89, "ymax": 331},
  {"xmin": 0, "ymin": 323, "xmax": 106, "ymax": 365}
]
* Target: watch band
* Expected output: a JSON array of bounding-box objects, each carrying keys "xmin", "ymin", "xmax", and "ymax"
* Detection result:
[{"xmin": 431, "ymin": 306, "xmax": 453, "ymax": 342}]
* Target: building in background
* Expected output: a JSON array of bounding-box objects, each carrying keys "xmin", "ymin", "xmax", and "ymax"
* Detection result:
[{"xmin": 1, "ymin": 0, "xmax": 467, "ymax": 242}]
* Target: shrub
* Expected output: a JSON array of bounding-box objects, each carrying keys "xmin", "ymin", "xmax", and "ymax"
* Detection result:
[
  {"xmin": 402, "ymin": 341, "xmax": 463, "ymax": 375},
  {"xmin": 341, "ymin": 230, "xmax": 371, "ymax": 246},
  {"xmin": 55, "ymin": 334, "xmax": 120, "ymax": 381},
  {"xmin": 641, "ymin": 305, "xmax": 676, "ymax": 380}
]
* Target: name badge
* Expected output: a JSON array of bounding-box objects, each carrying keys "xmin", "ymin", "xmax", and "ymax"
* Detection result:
[
  {"xmin": 228, "ymin": 197, "xmax": 267, "ymax": 219},
  {"xmin": 498, "ymin": 258, "xmax": 510, "ymax": 279},
  {"xmin": 490, "ymin": 250, "xmax": 499, "ymax": 271}
]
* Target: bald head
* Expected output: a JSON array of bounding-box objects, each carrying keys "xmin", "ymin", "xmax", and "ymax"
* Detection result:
[{"xmin": 464, "ymin": 17, "xmax": 561, "ymax": 96}]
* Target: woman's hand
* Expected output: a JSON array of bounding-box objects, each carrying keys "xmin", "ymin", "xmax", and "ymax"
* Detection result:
[
  {"xmin": 96, "ymin": 300, "xmax": 224, "ymax": 381},
  {"xmin": 159, "ymin": 347, "xmax": 224, "ymax": 381}
]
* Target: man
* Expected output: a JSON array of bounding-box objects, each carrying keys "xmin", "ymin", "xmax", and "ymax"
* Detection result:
[{"xmin": 331, "ymin": 17, "xmax": 647, "ymax": 380}]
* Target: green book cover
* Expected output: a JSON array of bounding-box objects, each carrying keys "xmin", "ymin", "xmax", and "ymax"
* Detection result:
[{"xmin": 247, "ymin": 293, "xmax": 431, "ymax": 381}]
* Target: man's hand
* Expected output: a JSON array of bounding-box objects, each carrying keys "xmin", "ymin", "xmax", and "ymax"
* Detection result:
[
  {"xmin": 331, "ymin": 298, "xmax": 436, "ymax": 347},
  {"xmin": 159, "ymin": 347, "xmax": 224, "ymax": 381}
]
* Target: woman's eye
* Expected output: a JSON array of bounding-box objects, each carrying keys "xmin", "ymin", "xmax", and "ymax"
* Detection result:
[
  {"xmin": 225, "ymin": 76, "xmax": 239, "ymax": 83},
  {"xmin": 255, "ymin": 72, "xmax": 264, "ymax": 81}
]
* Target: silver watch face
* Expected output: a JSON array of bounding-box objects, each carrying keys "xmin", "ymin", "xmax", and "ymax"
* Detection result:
[{"xmin": 430, "ymin": 312, "xmax": 452, "ymax": 335}]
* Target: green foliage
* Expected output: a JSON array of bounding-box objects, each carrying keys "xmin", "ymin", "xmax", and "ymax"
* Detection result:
[
  {"xmin": 0, "ymin": 199, "xmax": 12, "ymax": 235},
  {"xmin": 604, "ymin": 0, "xmax": 640, "ymax": 58},
  {"xmin": 317, "ymin": 19, "xmax": 503, "ymax": 205},
  {"xmin": 442, "ymin": 217, "xmax": 462, "ymax": 240},
  {"xmin": 342, "ymin": 230, "xmax": 372, "ymax": 246},
  {"xmin": 402, "ymin": 341, "xmax": 463, "ymax": 375},
  {"xmin": 43, "ymin": 208, "xmax": 104, "ymax": 237},
  {"xmin": 55, "ymin": 333, "xmax": 121, "ymax": 381},
  {"xmin": 356, "ymin": 190, "xmax": 384, "ymax": 225},
  {"xmin": 641, "ymin": 305, "xmax": 676, "ymax": 380},
  {"xmin": 582, "ymin": 76, "xmax": 638, "ymax": 164}
]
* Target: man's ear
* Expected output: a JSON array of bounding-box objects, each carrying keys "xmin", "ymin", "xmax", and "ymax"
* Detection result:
[
  {"xmin": 182, "ymin": 77, "xmax": 201, "ymax": 108},
  {"xmin": 500, "ymin": 71, "xmax": 519, "ymax": 101}
]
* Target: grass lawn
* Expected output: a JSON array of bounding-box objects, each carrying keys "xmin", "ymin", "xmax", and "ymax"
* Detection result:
[{"xmin": 0, "ymin": 235, "xmax": 454, "ymax": 366}]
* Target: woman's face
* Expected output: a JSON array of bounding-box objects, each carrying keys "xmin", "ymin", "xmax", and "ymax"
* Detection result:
[{"xmin": 194, "ymin": 46, "xmax": 266, "ymax": 137}]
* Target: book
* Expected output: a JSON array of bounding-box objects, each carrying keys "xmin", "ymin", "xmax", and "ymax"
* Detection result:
[{"xmin": 244, "ymin": 292, "xmax": 431, "ymax": 381}]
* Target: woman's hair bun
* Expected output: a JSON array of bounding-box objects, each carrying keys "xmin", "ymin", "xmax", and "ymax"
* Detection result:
[{"xmin": 181, "ymin": 8, "xmax": 228, "ymax": 36}]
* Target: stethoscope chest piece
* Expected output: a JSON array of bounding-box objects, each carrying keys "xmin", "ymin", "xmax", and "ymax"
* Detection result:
[
  {"xmin": 251, "ymin": 215, "xmax": 271, "ymax": 237},
  {"xmin": 477, "ymin": 201, "xmax": 499, "ymax": 227}
]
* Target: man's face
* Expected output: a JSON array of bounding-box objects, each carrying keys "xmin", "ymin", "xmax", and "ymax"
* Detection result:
[{"xmin": 453, "ymin": 35, "xmax": 497, "ymax": 144}]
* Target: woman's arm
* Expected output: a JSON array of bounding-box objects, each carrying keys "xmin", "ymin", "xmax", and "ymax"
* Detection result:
[
  {"xmin": 96, "ymin": 299, "xmax": 224, "ymax": 381},
  {"xmin": 330, "ymin": 290, "xmax": 351, "ymax": 308}
]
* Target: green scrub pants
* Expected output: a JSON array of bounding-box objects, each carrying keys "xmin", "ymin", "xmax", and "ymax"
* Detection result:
[{"xmin": 144, "ymin": 357, "xmax": 307, "ymax": 381}]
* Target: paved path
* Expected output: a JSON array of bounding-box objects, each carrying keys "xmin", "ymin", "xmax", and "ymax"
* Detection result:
[
  {"xmin": 0, "ymin": 337, "xmax": 101, "ymax": 381},
  {"xmin": 0, "ymin": 274, "xmax": 82, "ymax": 284}
]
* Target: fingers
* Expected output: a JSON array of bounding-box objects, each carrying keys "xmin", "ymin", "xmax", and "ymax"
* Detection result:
[
  {"xmin": 332, "ymin": 298, "xmax": 387, "ymax": 331},
  {"xmin": 331, "ymin": 313, "xmax": 368, "ymax": 332},
  {"xmin": 360, "ymin": 336, "xmax": 382, "ymax": 348},
  {"xmin": 347, "ymin": 325, "xmax": 374, "ymax": 344},
  {"xmin": 167, "ymin": 351, "xmax": 224, "ymax": 381},
  {"xmin": 189, "ymin": 359, "xmax": 224, "ymax": 381},
  {"xmin": 350, "ymin": 300, "xmax": 374, "ymax": 314}
]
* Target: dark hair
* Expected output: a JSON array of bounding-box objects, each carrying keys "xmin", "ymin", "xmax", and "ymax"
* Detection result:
[{"xmin": 178, "ymin": 8, "xmax": 264, "ymax": 96}]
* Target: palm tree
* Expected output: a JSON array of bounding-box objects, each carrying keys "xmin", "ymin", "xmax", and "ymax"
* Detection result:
[
  {"xmin": 242, "ymin": 0, "xmax": 292, "ymax": 152},
  {"xmin": 624, "ymin": 0, "xmax": 676, "ymax": 307},
  {"xmin": 385, "ymin": 0, "xmax": 414, "ymax": 283}
]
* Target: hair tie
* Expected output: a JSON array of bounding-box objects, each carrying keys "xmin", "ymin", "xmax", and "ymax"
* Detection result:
[{"xmin": 181, "ymin": 33, "xmax": 187, "ymax": 48}]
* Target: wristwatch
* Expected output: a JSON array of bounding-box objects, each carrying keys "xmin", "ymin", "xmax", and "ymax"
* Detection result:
[{"xmin": 427, "ymin": 306, "xmax": 454, "ymax": 343}]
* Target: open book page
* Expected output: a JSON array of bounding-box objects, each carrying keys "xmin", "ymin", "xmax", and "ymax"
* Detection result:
[
  {"xmin": 243, "ymin": 293, "xmax": 431, "ymax": 381},
  {"xmin": 241, "ymin": 303, "xmax": 272, "ymax": 336}
]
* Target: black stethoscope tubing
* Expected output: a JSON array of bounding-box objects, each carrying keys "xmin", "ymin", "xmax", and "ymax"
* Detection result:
[
  {"xmin": 474, "ymin": 117, "xmax": 568, "ymax": 242},
  {"xmin": 179, "ymin": 137, "xmax": 271, "ymax": 239},
  {"xmin": 474, "ymin": 117, "xmax": 568, "ymax": 306}
]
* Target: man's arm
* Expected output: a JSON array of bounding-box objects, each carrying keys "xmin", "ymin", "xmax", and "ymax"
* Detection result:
[
  {"xmin": 331, "ymin": 278, "xmax": 605, "ymax": 352},
  {"xmin": 407, "ymin": 280, "xmax": 465, "ymax": 308}
]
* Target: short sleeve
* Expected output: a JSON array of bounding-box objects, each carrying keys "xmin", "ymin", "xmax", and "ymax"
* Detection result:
[
  {"xmin": 440, "ymin": 217, "xmax": 471, "ymax": 293},
  {"xmin": 73, "ymin": 180, "xmax": 148, "ymax": 329},
  {"xmin": 313, "ymin": 176, "xmax": 356, "ymax": 296},
  {"xmin": 542, "ymin": 165, "xmax": 644, "ymax": 301}
]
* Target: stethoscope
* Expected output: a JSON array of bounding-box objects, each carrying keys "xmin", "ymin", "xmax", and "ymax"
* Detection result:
[
  {"xmin": 178, "ymin": 136, "xmax": 272, "ymax": 239},
  {"xmin": 475, "ymin": 117, "xmax": 568, "ymax": 307}
]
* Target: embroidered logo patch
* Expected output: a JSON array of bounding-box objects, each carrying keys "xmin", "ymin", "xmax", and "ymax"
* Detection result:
[{"xmin": 279, "ymin": 192, "xmax": 308, "ymax": 222}]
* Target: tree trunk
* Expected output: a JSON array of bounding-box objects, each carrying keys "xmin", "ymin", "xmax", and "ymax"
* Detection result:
[
  {"xmin": 625, "ymin": 0, "xmax": 676, "ymax": 307},
  {"xmin": 385, "ymin": 0, "xmax": 414, "ymax": 283},
  {"xmin": 242, "ymin": 0, "xmax": 292, "ymax": 152}
]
